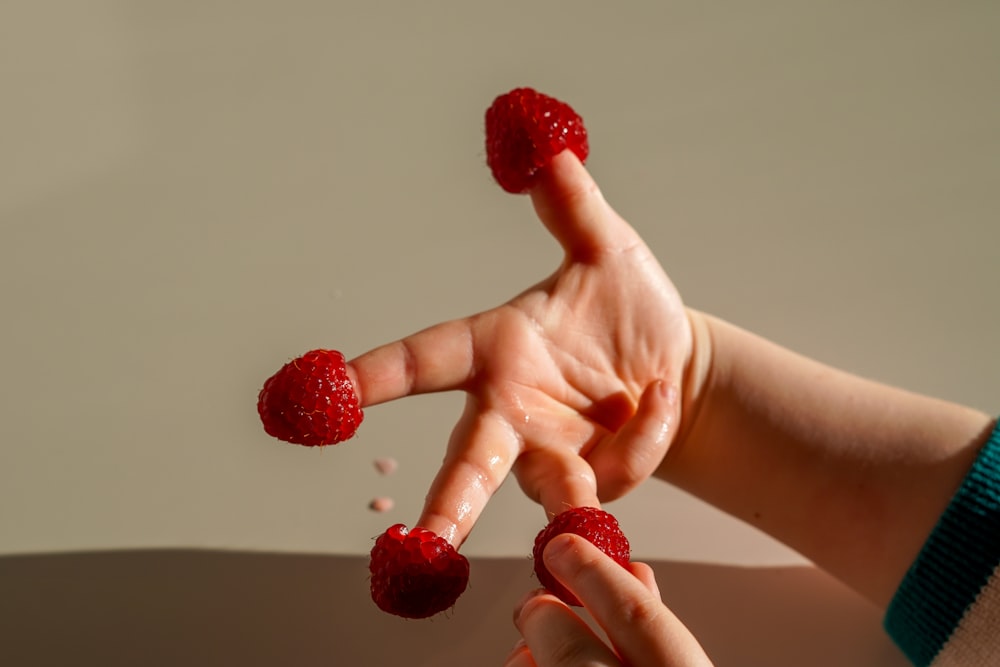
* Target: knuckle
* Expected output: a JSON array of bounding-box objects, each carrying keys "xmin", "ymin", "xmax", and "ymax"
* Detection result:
[{"xmin": 620, "ymin": 596, "xmax": 667, "ymax": 628}]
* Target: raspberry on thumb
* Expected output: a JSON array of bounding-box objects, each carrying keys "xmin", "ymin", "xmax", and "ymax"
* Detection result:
[{"xmin": 485, "ymin": 87, "xmax": 589, "ymax": 194}]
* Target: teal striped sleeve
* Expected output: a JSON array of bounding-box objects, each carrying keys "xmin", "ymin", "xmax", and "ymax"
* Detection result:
[{"xmin": 883, "ymin": 419, "xmax": 1000, "ymax": 666}]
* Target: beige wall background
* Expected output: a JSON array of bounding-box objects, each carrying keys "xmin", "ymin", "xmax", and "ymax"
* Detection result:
[{"xmin": 1, "ymin": 2, "xmax": 997, "ymax": 665}]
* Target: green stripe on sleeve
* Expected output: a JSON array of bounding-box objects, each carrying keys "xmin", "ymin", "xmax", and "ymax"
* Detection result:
[{"xmin": 884, "ymin": 420, "xmax": 1000, "ymax": 666}]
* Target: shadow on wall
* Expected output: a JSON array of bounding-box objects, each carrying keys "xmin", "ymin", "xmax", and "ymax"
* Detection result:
[{"xmin": 0, "ymin": 550, "xmax": 908, "ymax": 667}]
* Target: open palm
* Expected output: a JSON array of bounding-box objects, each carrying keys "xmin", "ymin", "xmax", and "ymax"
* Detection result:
[{"xmin": 350, "ymin": 153, "xmax": 691, "ymax": 546}]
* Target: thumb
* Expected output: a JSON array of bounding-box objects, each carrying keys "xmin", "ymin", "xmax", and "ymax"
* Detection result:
[{"xmin": 530, "ymin": 150, "xmax": 641, "ymax": 261}]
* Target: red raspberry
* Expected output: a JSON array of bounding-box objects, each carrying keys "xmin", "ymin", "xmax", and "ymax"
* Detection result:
[
  {"xmin": 485, "ymin": 87, "xmax": 589, "ymax": 194},
  {"xmin": 369, "ymin": 524, "xmax": 470, "ymax": 619},
  {"xmin": 257, "ymin": 349, "xmax": 363, "ymax": 446},
  {"xmin": 532, "ymin": 506, "xmax": 631, "ymax": 606}
]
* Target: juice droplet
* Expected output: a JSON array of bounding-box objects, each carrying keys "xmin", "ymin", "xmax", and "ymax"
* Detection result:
[
  {"xmin": 373, "ymin": 457, "xmax": 398, "ymax": 475},
  {"xmin": 369, "ymin": 497, "xmax": 395, "ymax": 513}
]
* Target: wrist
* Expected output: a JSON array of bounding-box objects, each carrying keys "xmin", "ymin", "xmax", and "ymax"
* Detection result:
[{"xmin": 658, "ymin": 308, "xmax": 715, "ymax": 477}]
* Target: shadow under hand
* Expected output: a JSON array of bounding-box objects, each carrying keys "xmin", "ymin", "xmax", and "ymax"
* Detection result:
[{"xmin": 0, "ymin": 550, "xmax": 907, "ymax": 667}]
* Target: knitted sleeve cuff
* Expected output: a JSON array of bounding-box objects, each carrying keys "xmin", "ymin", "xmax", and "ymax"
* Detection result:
[{"xmin": 884, "ymin": 419, "xmax": 1000, "ymax": 666}]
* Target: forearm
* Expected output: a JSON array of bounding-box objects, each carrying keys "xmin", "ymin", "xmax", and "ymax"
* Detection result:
[{"xmin": 656, "ymin": 310, "xmax": 995, "ymax": 607}]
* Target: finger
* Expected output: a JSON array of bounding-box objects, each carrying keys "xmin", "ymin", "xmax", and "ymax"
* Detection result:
[
  {"xmin": 415, "ymin": 399, "xmax": 519, "ymax": 547},
  {"xmin": 512, "ymin": 446, "xmax": 602, "ymax": 520},
  {"xmin": 502, "ymin": 639, "xmax": 537, "ymax": 667},
  {"xmin": 530, "ymin": 150, "xmax": 641, "ymax": 261},
  {"xmin": 514, "ymin": 592, "xmax": 621, "ymax": 667},
  {"xmin": 544, "ymin": 534, "xmax": 713, "ymax": 667},
  {"xmin": 347, "ymin": 318, "xmax": 474, "ymax": 407},
  {"xmin": 586, "ymin": 380, "xmax": 680, "ymax": 502},
  {"xmin": 628, "ymin": 561, "xmax": 662, "ymax": 600}
]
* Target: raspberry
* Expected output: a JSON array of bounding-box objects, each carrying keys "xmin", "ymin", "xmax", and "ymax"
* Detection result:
[
  {"xmin": 257, "ymin": 349, "xmax": 363, "ymax": 446},
  {"xmin": 485, "ymin": 87, "xmax": 589, "ymax": 194},
  {"xmin": 532, "ymin": 506, "xmax": 631, "ymax": 606},
  {"xmin": 369, "ymin": 524, "xmax": 470, "ymax": 619}
]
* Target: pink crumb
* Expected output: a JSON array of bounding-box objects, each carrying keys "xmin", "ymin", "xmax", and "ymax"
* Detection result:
[
  {"xmin": 369, "ymin": 496, "xmax": 395, "ymax": 513},
  {"xmin": 373, "ymin": 457, "xmax": 398, "ymax": 476}
]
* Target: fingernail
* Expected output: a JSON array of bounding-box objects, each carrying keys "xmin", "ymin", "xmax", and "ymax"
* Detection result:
[
  {"xmin": 513, "ymin": 588, "xmax": 545, "ymax": 624},
  {"xmin": 542, "ymin": 532, "xmax": 577, "ymax": 572},
  {"xmin": 658, "ymin": 380, "xmax": 678, "ymax": 404}
]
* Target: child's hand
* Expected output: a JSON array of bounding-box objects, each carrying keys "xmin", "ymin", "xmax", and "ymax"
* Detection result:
[
  {"xmin": 350, "ymin": 151, "xmax": 692, "ymax": 545},
  {"xmin": 505, "ymin": 533, "xmax": 713, "ymax": 667}
]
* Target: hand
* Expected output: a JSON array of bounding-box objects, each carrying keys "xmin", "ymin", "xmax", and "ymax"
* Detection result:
[
  {"xmin": 349, "ymin": 151, "xmax": 692, "ymax": 545},
  {"xmin": 504, "ymin": 533, "xmax": 713, "ymax": 667}
]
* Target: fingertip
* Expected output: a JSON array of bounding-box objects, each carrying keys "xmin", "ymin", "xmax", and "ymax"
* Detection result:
[
  {"xmin": 531, "ymin": 149, "xmax": 603, "ymax": 213},
  {"xmin": 502, "ymin": 638, "xmax": 534, "ymax": 667},
  {"xmin": 532, "ymin": 149, "xmax": 600, "ymax": 199},
  {"xmin": 638, "ymin": 379, "xmax": 679, "ymax": 417},
  {"xmin": 628, "ymin": 561, "xmax": 662, "ymax": 598},
  {"xmin": 513, "ymin": 589, "xmax": 569, "ymax": 632},
  {"xmin": 343, "ymin": 361, "xmax": 365, "ymax": 406},
  {"xmin": 542, "ymin": 531, "xmax": 581, "ymax": 566},
  {"xmin": 542, "ymin": 532, "xmax": 598, "ymax": 583},
  {"xmin": 413, "ymin": 509, "xmax": 461, "ymax": 548},
  {"xmin": 655, "ymin": 378, "xmax": 681, "ymax": 408},
  {"xmin": 513, "ymin": 588, "xmax": 548, "ymax": 625}
]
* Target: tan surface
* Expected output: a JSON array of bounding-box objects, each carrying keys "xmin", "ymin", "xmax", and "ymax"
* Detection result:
[
  {"xmin": 0, "ymin": 2, "xmax": 997, "ymax": 663},
  {"xmin": 0, "ymin": 551, "xmax": 908, "ymax": 666}
]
